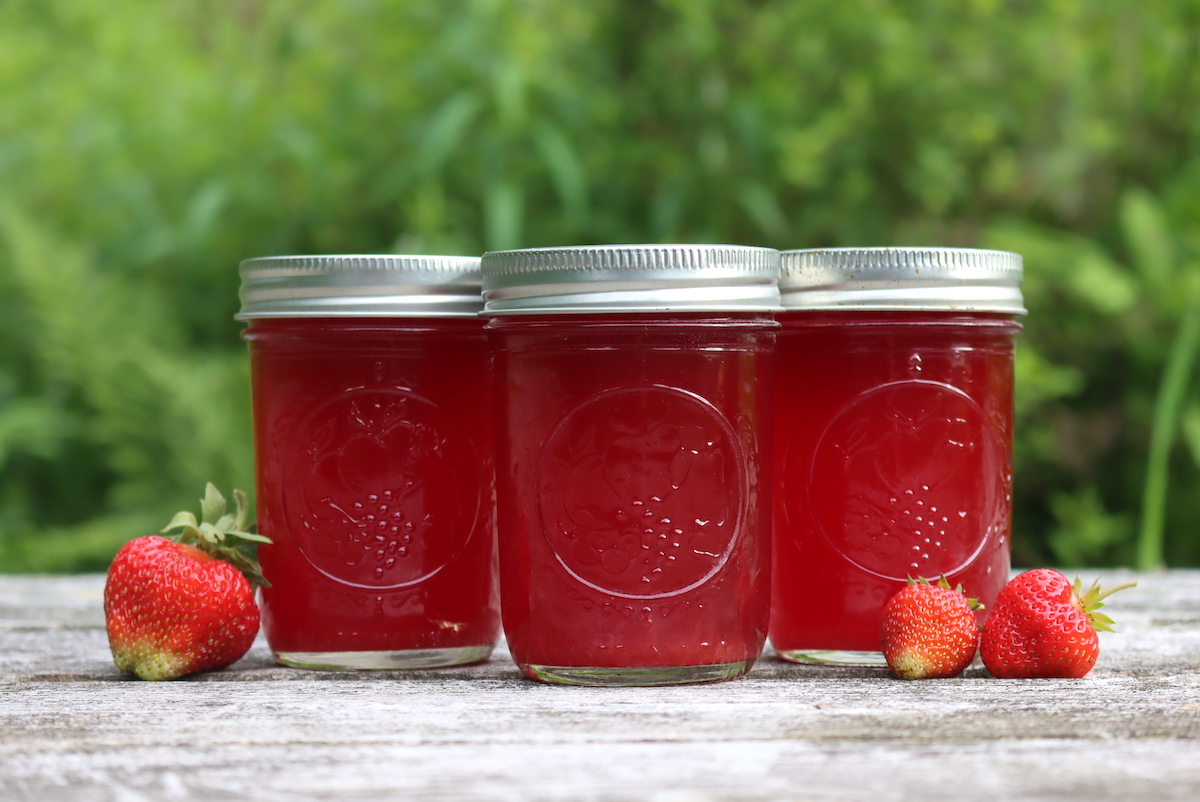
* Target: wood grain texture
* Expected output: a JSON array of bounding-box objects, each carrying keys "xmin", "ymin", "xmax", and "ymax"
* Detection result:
[{"xmin": 1, "ymin": 571, "xmax": 1197, "ymax": 801}]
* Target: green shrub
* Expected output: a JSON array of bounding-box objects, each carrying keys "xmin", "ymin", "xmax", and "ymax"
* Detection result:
[{"xmin": 1, "ymin": 0, "xmax": 1198, "ymax": 570}]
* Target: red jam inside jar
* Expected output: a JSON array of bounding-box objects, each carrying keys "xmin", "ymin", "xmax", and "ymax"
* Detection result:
[
  {"xmin": 239, "ymin": 256, "xmax": 499, "ymax": 670},
  {"xmin": 770, "ymin": 248, "xmax": 1024, "ymax": 665},
  {"xmin": 482, "ymin": 245, "xmax": 781, "ymax": 685}
]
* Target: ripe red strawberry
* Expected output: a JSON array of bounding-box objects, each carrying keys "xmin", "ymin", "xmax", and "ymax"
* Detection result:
[
  {"xmin": 980, "ymin": 569, "xmax": 1136, "ymax": 679},
  {"xmin": 880, "ymin": 576, "xmax": 982, "ymax": 680},
  {"xmin": 104, "ymin": 484, "xmax": 271, "ymax": 681}
]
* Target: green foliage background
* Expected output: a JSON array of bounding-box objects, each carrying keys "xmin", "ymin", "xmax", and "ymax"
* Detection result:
[{"xmin": 1, "ymin": 0, "xmax": 1199, "ymax": 571}]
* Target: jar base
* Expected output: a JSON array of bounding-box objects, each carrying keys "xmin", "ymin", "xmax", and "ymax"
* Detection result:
[
  {"xmin": 519, "ymin": 659, "xmax": 754, "ymax": 687},
  {"xmin": 274, "ymin": 645, "xmax": 494, "ymax": 671},
  {"xmin": 775, "ymin": 649, "xmax": 887, "ymax": 667}
]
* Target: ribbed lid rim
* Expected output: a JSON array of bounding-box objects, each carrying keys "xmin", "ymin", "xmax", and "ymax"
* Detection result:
[
  {"xmin": 778, "ymin": 247, "xmax": 1025, "ymax": 313},
  {"xmin": 236, "ymin": 254, "xmax": 483, "ymax": 319},
  {"xmin": 481, "ymin": 244, "xmax": 782, "ymax": 314}
]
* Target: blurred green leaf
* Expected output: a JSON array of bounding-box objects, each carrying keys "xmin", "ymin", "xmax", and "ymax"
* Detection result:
[
  {"xmin": 484, "ymin": 179, "xmax": 523, "ymax": 252},
  {"xmin": 1048, "ymin": 487, "xmax": 1133, "ymax": 568},
  {"xmin": 1182, "ymin": 404, "xmax": 1200, "ymax": 468},
  {"xmin": 1014, "ymin": 346, "xmax": 1084, "ymax": 418},
  {"xmin": 416, "ymin": 92, "xmax": 484, "ymax": 177},
  {"xmin": 534, "ymin": 123, "xmax": 588, "ymax": 224},
  {"xmin": 1139, "ymin": 287, "xmax": 1200, "ymax": 570},
  {"xmin": 1069, "ymin": 253, "xmax": 1139, "ymax": 316},
  {"xmin": 1121, "ymin": 188, "xmax": 1174, "ymax": 295},
  {"xmin": 0, "ymin": 400, "xmax": 76, "ymax": 466}
]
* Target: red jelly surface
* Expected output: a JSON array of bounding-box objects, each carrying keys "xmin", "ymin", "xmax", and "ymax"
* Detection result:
[
  {"xmin": 245, "ymin": 318, "xmax": 499, "ymax": 654},
  {"xmin": 487, "ymin": 315, "xmax": 776, "ymax": 673},
  {"xmin": 771, "ymin": 311, "xmax": 1020, "ymax": 654}
]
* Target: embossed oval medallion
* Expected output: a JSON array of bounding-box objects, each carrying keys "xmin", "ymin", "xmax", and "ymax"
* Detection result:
[
  {"xmin": 284, "ymin": 388, "xmax": 479, "ymax": 589},
  {"xmin": 537, "ymin": 386, "xmax": 745, "ymax": 599},
  {"xmin": 807, "ymin": 380, "xmax": 1001, "ymax": 581}
]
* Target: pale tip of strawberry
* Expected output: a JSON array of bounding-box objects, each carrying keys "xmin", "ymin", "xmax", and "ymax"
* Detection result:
[
  {"xmin": 113, "ymin": 645, "xmax": 190, "ymax": 682},
  {"xmin": 889, "ymin": 652, "xmax": 933, "ymax": 681}
]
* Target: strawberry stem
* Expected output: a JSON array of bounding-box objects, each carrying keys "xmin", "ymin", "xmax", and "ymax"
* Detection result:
[
  {"xmin": 1095, "ymin": 580, "xmax": 1139, "ymax": 602},
  {"xmin": 1072, "ymin": 576, "xmax": 1137, "ymax": 634},
  {"xmin": 161, "ymin": 483, "xmax": 272, "ymax": 590}
]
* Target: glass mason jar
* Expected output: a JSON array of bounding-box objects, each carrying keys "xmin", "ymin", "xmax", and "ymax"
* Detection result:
[
  {"xmin": 482, "ymin": 245, "xmax": 781, "ymax": 686},
  {"xmin": 238, "ymin": 255, "xmax": 500, "ymax": 670},
  {"xmin": 770, "ymin": 247, "xmax": 1025, "ymax": 665}
]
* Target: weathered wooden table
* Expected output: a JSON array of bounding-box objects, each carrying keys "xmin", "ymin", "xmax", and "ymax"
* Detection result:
[{"xmin": 0, "ymin": 571, "xmax": 1197, "ymax": 801}]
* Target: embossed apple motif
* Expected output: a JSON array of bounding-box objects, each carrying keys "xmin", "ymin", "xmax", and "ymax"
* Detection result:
[
  {"xmin": 809, "ymin": 381, "xmax": 1001, "ymax": 580},
  {"xmin": 539, "ymin": 388, "xmax": 743, "ymax": 597},
  {"xmin": 601, "ymin": 422, "xmax": 693, "ymax": 501},
  {"xmin": 288, "ymin": 390, "xmax": 475, "ymax": 588}
]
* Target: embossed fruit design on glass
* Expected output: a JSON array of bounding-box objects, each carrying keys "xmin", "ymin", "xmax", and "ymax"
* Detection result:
[
  {"xmin": 238, "ymin": 255, "xmax": 499, "ymax": 670},
  {"xmin": 770, "ymin": 248, "xmax": 1024, "ymax": 665},
  {"xmin": 482, "ymin": 244, "xmax": 780, "ymax": 686}
]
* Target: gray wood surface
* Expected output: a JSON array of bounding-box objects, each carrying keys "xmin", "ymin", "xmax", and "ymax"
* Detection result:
[{"xmin": 0, "ymin": 570, "xmax": 1197, "ymax": 801}]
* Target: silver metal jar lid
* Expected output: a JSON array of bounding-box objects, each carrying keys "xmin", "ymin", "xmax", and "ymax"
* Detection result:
[
  {"xmin": 236, "ymin": 255, "xmax": 483, "ymax": 319},
  {"xmin": 481, "ymin": 244, "xmax": 782, "ymax": 314},
  {"xmin": 779, "ymin": 247, "xmax": 1026, "ymax": 314}
]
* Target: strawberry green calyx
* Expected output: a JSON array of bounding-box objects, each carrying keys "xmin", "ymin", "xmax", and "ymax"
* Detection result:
[
  {"xmin": 1072, "ymin": 576, "xmax": 1137, "ymax": 634},
  {"xmin": 161, "ymin": 483, "xmax": 272, "ymax": 589},
  {"xmin": 910, "ymin": 575, "xmax": 984, "ymax": 612}
]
